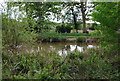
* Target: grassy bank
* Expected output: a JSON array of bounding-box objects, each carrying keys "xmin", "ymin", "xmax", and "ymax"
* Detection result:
[
  {"xmin": 3, "ymin": 49, "xmax": 119, "ymax": 79},
  {"xmin": 37, "ymin": 32, "xmax": 101, "ymax": 43}
]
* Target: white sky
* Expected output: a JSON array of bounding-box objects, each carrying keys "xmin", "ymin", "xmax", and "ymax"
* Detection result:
[
  {"xmin": 0, "ymin": 0, "xmax": 4, "ymax": 3},
  {"xmin": 0, "ymin": 0, "xmax": 5, "ymax": 14}
]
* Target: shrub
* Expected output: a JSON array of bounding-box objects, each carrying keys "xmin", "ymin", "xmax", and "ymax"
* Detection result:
[
  {"xmin": 3, "ymin": 46, "xmax": 120, "ymax": 79},
  {"xmin": 77, "ymin": 37, "xmax": 86, "ymax": 42},
  {"xmin": 56, "ymin": 25, "xmax": 72, "ymax": 33}
]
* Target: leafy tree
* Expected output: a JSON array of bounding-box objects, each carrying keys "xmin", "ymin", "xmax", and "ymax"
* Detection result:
[
  {"xmin": 7, "ymin": 2, "xmax": 61, "ymax": 33},
  {"xmin": 59, "ymin": 1, "xmax": 93, "ymax": 33},
  {"xmin": 92, "ymin": 2, "xmax": 119, "ymax": 31},
  {"xmin": 61, "ymin": 2, "xmax": 81, "ymax": 33},
  {"xmin": 92, "ymin": 2, "xmax": 120, "ymax": 54},
  {"xmin": 2, "ymin": 2, "xmax": 37, "ymax": 48},
  {"xmin": 80, "ymin": 1, "xmax": 95, "ymax": 33}
]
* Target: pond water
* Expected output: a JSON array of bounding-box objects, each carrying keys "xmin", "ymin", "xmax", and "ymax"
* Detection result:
[{"xmin": 11, "ymin": 42, "xmax": 99, "ymax": 56}]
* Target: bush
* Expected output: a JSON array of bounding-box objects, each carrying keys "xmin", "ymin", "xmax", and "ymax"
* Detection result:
[
  {"xmin": 2, "ymin": 16, "xmax": 37, "ymax": 48},
  {"xmin": 56, "ymin": 25, "xmax": 72, "ymax": 33},
  {"xmin": 77, "ymin": 37, "xmax": 86, "ymax": 42},
  {"xmin": 3, "ymin": 45, "xmax": 120, "ymax": 79}
]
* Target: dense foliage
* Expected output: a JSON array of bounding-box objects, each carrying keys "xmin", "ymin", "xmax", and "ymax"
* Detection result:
[
  {"xmin": 92, "ymin": 2, "xmax": 120, "ymax": 54},
  {"xmin": 3, "ymin": 49, "xmax": 120, "ymax": 79},
  {"xmin": 56, "ymin": 25, "xmax": 73, "ymax": 33},
  {"xmin": 2, "ymin": 1, "xmax": 120, "ymax": 80},
  {"xmin": 2, "ymin": 15, "xmax": 37, "ymax": 48}
]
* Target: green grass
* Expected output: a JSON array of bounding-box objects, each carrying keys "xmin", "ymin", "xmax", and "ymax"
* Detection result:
[
  {"xmin": 39, "ymin": 32, "xmax": 101, "ymax": 38},
  {"xmin": 37, "ymin": 32, "xmax": 102, "ymax": 42}
]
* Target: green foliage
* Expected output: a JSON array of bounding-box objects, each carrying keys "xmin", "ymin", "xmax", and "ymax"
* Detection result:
[
  {"xmin": 77, "ymin": 37, "xmax": 86, "ymax": 42},
  {"xmin": 92, "ymin": 2, "xmax": 119, "ymax": 30},
  {"xmin": 2, "ymin": 15, "xmax": 37, "ymax": 48},
  {"xmin": 56, "ymin": 25, "xmax": 73, "ymax": 33},
  {"xmin": 91, "ymin": 3, "xmax": 120, "ymax": 79},
  {"xmin": 2, "ymin": 2, "xmax": 120, "ymax": 80},
  {"xmin": 92, "ymin": 2, "xmax": 119, "ymax": 35},
  {"xmin": 3, "ymin": 49, "xmax": 120, "ymax": 79},
  {"xmin": 92, "ymin": 2, "xmax": 120, "ymax": 54}
]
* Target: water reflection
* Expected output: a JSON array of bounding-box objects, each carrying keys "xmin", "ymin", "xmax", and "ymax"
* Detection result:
[
  {"xmin": 57, "ymin": 44, "xmax": 99, "ymax": 56},
  {"xmin": 58, "ymin": 45, "xmax": 85, "ymax": 56},
  {"xmin": 9, "ymin": 43, "xmax": 99, "ymax": 56}
]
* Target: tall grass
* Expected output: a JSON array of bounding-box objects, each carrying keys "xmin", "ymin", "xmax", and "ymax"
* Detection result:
[{"xmin": 2, "ymin": 49, "xmax": 120, "ymax": 79}]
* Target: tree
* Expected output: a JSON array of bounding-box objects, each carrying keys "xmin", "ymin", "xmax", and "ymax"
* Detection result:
[
  {"xmin": 61, "ymin": 1, "xmax": 93, "ymax": 33},
  {"xmin": 2, "ymin": 2, "xmax": 37, "ymax": 48},
  {"xmin": 71, "ymin": 4, "xmax": 79, "ymax": 33},
  {"xmin": 80, "ymin": 0, "xmax": 94, "ymax": 33},
  {"xmin": 7, "ymin": 2, "xmax": 61, "ymax": 33},
  {"xmin": 92, "ymin": 2, "xmax": 120, "ymax": 54},
  {"xmin": 59, "ymin": 2, "xmax": 82, "ymax": 33},
  {"xmin": 80, "ymin": 2, "xmax": 88, "ymax": 33},
  {"xmin": 92, "ymin": 2, "xmax": 119, "ymax": 31}
]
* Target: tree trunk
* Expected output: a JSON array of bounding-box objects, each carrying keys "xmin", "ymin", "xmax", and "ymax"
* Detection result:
[
  {"xmin": 81, "ymin": 2, "xmax": 88, "ymax": 34},
  {"xmin": 71, "ymin": 6, "xmax": 78, "ymax": 33}
]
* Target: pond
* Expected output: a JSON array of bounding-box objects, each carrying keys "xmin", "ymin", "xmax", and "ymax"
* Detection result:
[{"xmin": 10, "ymin": 42, "xmax": 99, "ymax": 57}]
